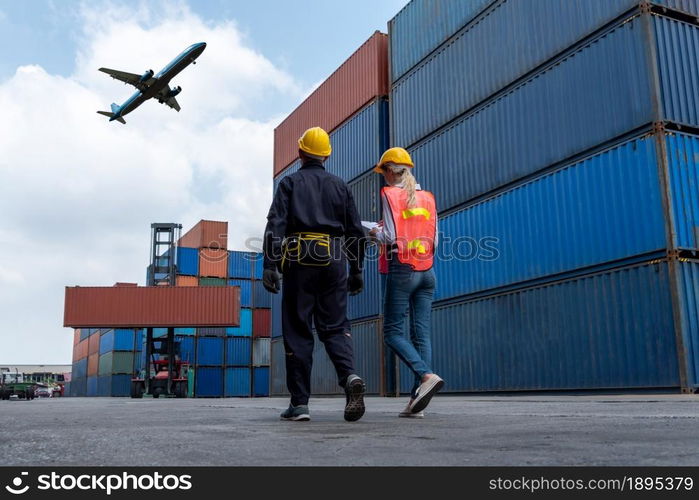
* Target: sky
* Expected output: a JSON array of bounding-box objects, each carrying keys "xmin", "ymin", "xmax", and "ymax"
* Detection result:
[{"xmin": 0, "ymin": 0, "xmax": 406, "ymax": 364}]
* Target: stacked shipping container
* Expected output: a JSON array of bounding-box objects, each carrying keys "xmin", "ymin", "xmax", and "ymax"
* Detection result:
[
  {"xmin": 388, "ymin": 0, "xmax": 699, "ymax": 393},
  {"xmin": 69, "ymin": 328, "xmax": 142, "ymax": 396},
  {"xmin": 172, "ymin": 220, "xmax": 269, "ymax": 397},
  {"xmin": 270, "ymin": 32, "xmax": 390, "ymax": 396}
]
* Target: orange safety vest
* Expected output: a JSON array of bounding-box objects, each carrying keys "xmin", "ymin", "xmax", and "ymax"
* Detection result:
[{"xmin": 379, "ymin": 186, "xmax": 437, "ymax": 273}]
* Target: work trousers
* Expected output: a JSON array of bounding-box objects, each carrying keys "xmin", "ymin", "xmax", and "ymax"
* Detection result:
[{"xmin": 281, "ymin": 259, "xmax": 355, "ymax": 406}]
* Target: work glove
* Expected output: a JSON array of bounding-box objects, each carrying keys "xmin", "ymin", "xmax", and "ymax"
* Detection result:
[
  {"xmin": 263, "ymin": 269, "xmax": 281, "ymax": 294},
  {"xmin": 348, "ymin": 272, "xmax": 363, "ymax": 296}
]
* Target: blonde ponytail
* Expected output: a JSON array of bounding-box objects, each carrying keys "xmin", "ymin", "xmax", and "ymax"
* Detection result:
[{"xmin": 388, "ymin": 164, "xmax": 418, "ymax": 208}]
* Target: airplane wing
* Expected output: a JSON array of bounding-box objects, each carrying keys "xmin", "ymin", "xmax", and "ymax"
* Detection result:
[
  {"xmin": 98, "ymin": 68, "xmax": 153, "ymax": 89},
  {"xmin": 156, "ymin": 85, "xmax": 181, "ymax": 112}
]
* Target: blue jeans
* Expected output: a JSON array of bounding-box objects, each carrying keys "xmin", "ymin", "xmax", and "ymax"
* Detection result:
[{"xmin": 383, "ymin": 261, "xmax": 437, "ymax": 398}]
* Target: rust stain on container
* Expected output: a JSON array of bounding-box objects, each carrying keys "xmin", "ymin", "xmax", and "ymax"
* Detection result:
[
  {"xmin": 199, "ymin": 248, "xmax": 228, "ymax": 278},
  {"xmin": 176, "ymin": 275, "xmax": 199, "ymax": 287},
  {"xmin": 64, "ymin": 286, "xmax": 240, "ymax": 328},
  {"xmin": 273, "ymin": 31, "xmax": 388, "ymax": 176},
  {"xmin": 253, "ymin": 309, "xmax": 271, "ymax": 338},
  {"xmin": 178, "ymin": 220, "xmax": 228, "ymax": 250}
]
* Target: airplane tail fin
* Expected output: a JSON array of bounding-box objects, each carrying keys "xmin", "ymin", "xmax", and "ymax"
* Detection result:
[
  {"xmin": 96, "ymin": 110, "xmax": 126, "ymax": 124},
  {"xmin": 110, "ymin": 103, "xmax": 120, "ymax": 114}
]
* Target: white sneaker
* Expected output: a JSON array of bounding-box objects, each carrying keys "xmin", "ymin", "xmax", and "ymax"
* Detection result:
[
  {"xmin": 409, "ymin": 374, "xmax": 444, "ymax": 413},
  {"xmin": 399, "ymin": 402, "xmax": 424, "ymax": 418}
]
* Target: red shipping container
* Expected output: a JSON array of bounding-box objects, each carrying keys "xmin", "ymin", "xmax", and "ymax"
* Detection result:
[
  {"xmin": 63, "ymin": 286, "xmax": 240, "ymax": 328},
  {"xmin": 273, "ymin": 31, "xmax": 388, "ymax": 176},
  {"xmin": 88, "ymin": 332, "xmax": 100, "ymax": 355},
  {"xmin": 73, "ymin": 329, "xmax": 80, "ymax": 346},
  {"xmin": 178, "ymin": 220, "xmax": 228, "ymax": 250},
  {"xmin": 176, "ymin": 275, "xmax": 199, "ymax": 287},
  {"xmin": 199, "ymin": 248, "xmax": 228, "ymax": 278},
  {"xmin": 114, "ymin": 282, "xmax": 137, "ymax": 287},
  {"xmin": 73, "ymin": 339, "xmax": 88, "ymax": 361},
  {"xmin": 87, "ymin": 353, "xmax": 99, "ymax": 377},
  {"xmin": 253, "ymin": 309, "xmax": 271, "ymax": 338}
]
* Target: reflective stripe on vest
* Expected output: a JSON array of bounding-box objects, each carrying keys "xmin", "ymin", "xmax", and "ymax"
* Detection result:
[{"xmin": 381, "ymin": 185, "xmax": 437, "ymax": 272}]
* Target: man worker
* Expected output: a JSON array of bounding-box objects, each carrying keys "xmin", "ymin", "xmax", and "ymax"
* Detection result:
[{"xmin": 263, "ymin": 126, "xmax": 367, "ymax": 422}]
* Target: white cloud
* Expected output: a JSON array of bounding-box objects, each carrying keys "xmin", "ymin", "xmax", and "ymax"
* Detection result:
[{"xmin": 0, "ymin": 1, "xmax": 302, "ymax": 363}]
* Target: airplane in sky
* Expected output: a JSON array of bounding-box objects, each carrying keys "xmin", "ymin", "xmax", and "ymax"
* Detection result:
[{"xmin": 97, "ymin": 42, "xmax": 206, "ymax": 124}]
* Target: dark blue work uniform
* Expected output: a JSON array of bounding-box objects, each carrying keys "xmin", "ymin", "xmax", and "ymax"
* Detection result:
[{"xmin": 263, "ymin": 158, "xmax": 365, "ymax": 406}]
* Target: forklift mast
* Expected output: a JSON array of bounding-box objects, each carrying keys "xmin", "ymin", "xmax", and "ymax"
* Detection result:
[{"xmin": 147, "ymin": 222, "xmax": 182, "ymax": 287}]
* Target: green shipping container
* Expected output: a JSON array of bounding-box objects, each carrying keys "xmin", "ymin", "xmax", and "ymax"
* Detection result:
[
  {"xmin": 98, "ymin": 351, "xmax": 135, "ymax": 375},
  {"xmin": 199, "ymin": 277, "xmax": 226, "ymax": 287}
]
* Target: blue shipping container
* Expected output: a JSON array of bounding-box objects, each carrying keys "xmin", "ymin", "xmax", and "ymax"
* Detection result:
[
  {"xmin": 677, "ymin": 260, "xmax": 699, "ymax": 388},
  {"xmin": 389, "ymin": 0, "xmax": 494, "ymax": 82},
  {"xmin": 228, "ymin": 279, "xmax": 252, "ymax": 307},
  {"xmin": 324, "ymin": 98, "xmax": 389, "ymax": 183},
  {"xmin": 253, "ymin": 253, "xmax": 264, "ymax": 280},
  {"xmin": 433, "ymin": 132, "xmax": 685, "ymax": 301},
  {"xmin": 72, "ymin": 358, "xmax": 87, "ymax": 379},
  {"xmin": 87, "ymin": 377, "xmax": 98, "ymax": 397},
  {"xmin": 228, "ymin": 251, "xmax": 255, "ymax": 279},
  {"xmin": 393, "ymin": 0, "xmax": 652, "ymax": 147},
  {"xmin": 70, "ymin": 377, "xmax": 87, "ymax": 397},
  {"xmin": 274, "ymin": 158, "xmax": 302, "ymax": 192},
  {"xmin": 347, "ymin": 169, "xmax": 382, "ymax": 222},
  {"xmin": 270, "ymin": 339, "xmax": 287, "ymax": 396},
  {"xmin": 176, "ymin": 335, "xmax": 196, "ymax": 364},
  {"xmin": 196, "ymin": 337, "xmax": 224, "ymax": 366},
  {"xmin": 196, "ymin": 367, "xmax": 223, "ymax": 397},
  {"xmin": 348, "ymin": 255, "xmax": 383, "ymax": 320},
  {"xmin": 420, "ymin": 261, "xmax": 682, "ymax": 393},
  {"xmin": 225, "ymin": 367, "xmax": 251, "ymax": 397},
  {"xmin": 226, "ymin": 308, "xmax": 253, "ymax": 336},
  {"xmin": 97, "ymin": 375, "xmax": 131, "ymax": 397},
  {"xmin": 176, "ymin": 247, "xmax": 199, "ymax": 276},
  {"xmin": 405, "ymin": 14, "xmax": 699, "ymax": 212},
  {"xmin": 253, "ymin": 367, "xmax": 270, "ymax": 396},
  {"xmin": 253, "ymin": 281, "xmax": 272, "ymax": 308},
  {"xmin": 225, "ymin": 337, "xmax": 252, "ymax": 366},
  {"xmin": 99, "ymin": 329, "xmax": 138, "ymax": 354}
]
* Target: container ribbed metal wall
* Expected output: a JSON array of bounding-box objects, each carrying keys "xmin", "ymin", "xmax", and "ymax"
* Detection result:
[
  {"xmin": 421, "ymin": 261, "xmax": 681, "ymax": 392},
  {"xmin": 270, "ymin": 339, "xmax": 288, "ymax": 396},
  {"xmin": 324, "ymin": 98, "xmax": 388, "ymax": 182},
  {"xmin": 432, "ymin": 132, "xmax": 699, "ymax": 301},
  {"xmin": 404, "ymin": 14, "xmax": 699, "ymax": 212},
  {"xmin": 389, "ymin": 0, "xmax": 494, "ymax": 82}
]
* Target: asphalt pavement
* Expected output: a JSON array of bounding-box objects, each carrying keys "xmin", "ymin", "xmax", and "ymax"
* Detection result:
[{"xmin": 2, "ymin": 394, "xmax": 698, "ymax": 466}]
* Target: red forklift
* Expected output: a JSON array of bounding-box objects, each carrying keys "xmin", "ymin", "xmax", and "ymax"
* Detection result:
[{"xmin": 130, "ymin": 327, "xmax": 190, "ymax": 398}]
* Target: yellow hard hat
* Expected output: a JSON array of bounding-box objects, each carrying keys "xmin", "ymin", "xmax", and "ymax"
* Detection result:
[
  {"xmin": 374, "ymin": 147, "xmax": 414, "ymax": 173},
  {"xmin": 298, "ymin": 127, "xmax": 332, "ymax": 157}
]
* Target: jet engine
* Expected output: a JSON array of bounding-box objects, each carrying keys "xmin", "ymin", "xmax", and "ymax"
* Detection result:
[
  {"xmin": 167, "ymin": 86, "xmax": 182, "ymax": 98},
  {"xmin": 140, "ymin": 69, "xmax": 154, "ymax": 82}
]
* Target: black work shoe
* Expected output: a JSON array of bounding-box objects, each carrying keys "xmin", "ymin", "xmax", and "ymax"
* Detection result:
[
  {"xmin": 280, "ymin": 404, "xmax": 310, "ymax": 421},
  {"xmin": 343, "ymin": 374, "xmax": 366, "ymax": 422}
]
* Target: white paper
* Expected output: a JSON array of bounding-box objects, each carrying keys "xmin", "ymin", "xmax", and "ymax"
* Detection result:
[{"xmin": 361, "ymin": 220, "xmax": 379, "ymax": 231}]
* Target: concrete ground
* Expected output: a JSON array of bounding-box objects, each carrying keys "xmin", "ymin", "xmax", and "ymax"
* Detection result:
[{"xmin": 2, "ymin": 394, "xmax": 698, "ymax": 466}]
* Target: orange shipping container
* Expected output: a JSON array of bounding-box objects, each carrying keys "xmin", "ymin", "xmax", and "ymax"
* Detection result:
[
  {"xmin": 178, "ymin": 220, "xmax": 228, "ymax": 250},
  {"xmin": 64, "ymin": 286, "xmax": 240, "ymax": 328},
  {"xmin": 87, "ymin": 353, "xmax": 99, "ymax": 377},
  {"xmin": 199, "ymin": 248, "xmax": 228, "ymax": 278},
  {"xmin": 88, "ymin": 333, "xmax": 100, "ymax": 355},
  {"xmin": 73, "ymin": 339, "xmax": 88, "ymax": 361},
  {"xmin": 273, "ymin": 31, "xmax": 388, "ymax": 176},
  {"xmin": 176, "ymin": 275, "xmax": 199, "ymax": 287}
]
